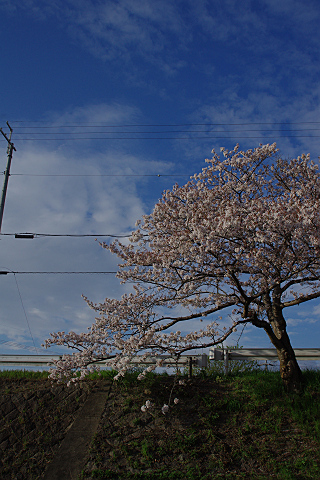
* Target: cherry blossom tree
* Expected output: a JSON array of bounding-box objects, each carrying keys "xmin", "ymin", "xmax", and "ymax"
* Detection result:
[{"xmin": 45, "ymin": 143, "xmax": 320, "ymax": 393}]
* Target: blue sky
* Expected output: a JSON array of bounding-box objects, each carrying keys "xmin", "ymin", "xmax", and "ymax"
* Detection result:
[{"xmin": 1, "ymin": 0, "xmax": 320, "ymax": 363}]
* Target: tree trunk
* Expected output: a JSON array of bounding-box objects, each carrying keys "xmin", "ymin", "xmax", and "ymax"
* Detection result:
[
  {"xmin": 275, "ymin": 342, "xmax": 302, "ymax": 393},
  {"xmin": 267, "ymin": 313, "xmax": 303, "ymax": 393},
  {"xmin": 257, "ymin": 292, "xmax": 303, "ymax": 393}
]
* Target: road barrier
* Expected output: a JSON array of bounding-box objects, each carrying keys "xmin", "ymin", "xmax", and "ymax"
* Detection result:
[
  {"xmin": 0, "ymin": 354, "xmax": 208, "ymax": 377},
  {"xmin": 209, "ymin": 348, "xmax": 320, "ymax": 374},
  {"xmin": 1, "ymin": 349, "xmax": 319, "ymax": 375}
]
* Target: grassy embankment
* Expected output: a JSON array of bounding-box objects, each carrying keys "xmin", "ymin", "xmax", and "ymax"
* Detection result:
[
  {"xmin": 79, "ymin": 360, "xmax": 320, "ymax": 480},
  {"xmin": 1, "ymin": 360, "xmax": 320, "ymax": 480}
]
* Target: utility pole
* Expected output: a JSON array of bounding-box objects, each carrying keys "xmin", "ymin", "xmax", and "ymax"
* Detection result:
[{"xmin": 0, "ymin": 122, "xmax": 16, "ymax": 233}]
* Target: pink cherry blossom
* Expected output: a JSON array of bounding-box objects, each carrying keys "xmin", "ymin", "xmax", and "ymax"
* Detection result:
[{"xmin": 162, "ymin": 404, "xmax": 169, "ymax": 414}]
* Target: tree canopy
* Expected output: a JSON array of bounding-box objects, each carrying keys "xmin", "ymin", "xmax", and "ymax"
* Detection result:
[{"xmin": 45, "ymin": 144, "xmax": 320, "ymax": 391}]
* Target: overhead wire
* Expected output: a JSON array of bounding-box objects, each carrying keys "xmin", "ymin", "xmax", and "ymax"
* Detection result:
[
  {"xmin": 1, "ymin": 271, "xmax": 118, "ymax": 274},
  {"xmin": 2, "ymin": 270, "xmax": 39, "ymax": 354},
  {"xmin": 5, "ymin": 173, "xmax": 190, "ymax": 177},
  {"xmin": 9, "ymin": 121, "xmax": 320, "ymax": 126},
  {"xmin": 2, "ymin": 121, "xmax": 320, "ymax": 141},
  {"xmin": 5, "ymin": 135, "xmax": 320, "ymax": 141},
  {"xmin": 8, "ymin": 128, "xmax": 320, "ymax": 133},
  {"xmin": 0, "ymin": 233, "xmax": 136, "ymax": 237}
]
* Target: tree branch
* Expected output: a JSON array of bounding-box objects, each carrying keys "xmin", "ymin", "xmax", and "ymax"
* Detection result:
[{"xmin": 282, "ymin": 290, "xmax": 320, "ymax": 308}]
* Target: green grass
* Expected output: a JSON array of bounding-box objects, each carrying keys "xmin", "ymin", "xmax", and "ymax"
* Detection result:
[
  {"xmin": 79, "ymin": 368, "xmax": 320, "ymax": 480},
  {"xmin": 2, "ymin": 366, "xmax": 320, "ymax": 479},
  {"xmin": 0, "ymin": 369, "xmax": 50, "ymax": 379}
]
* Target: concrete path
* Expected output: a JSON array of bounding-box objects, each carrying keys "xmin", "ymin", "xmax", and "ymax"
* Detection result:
[{"xmin": 42, "ymin": 384, "xmax": 110, "ymax": 480}]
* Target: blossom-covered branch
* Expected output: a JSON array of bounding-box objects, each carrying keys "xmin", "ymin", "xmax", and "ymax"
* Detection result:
[{"xmin": 45, "ymin": 144, "xmax": 320, "ymax": 392}]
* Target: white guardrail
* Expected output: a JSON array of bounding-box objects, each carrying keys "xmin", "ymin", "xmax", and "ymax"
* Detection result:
[
  {"xmin": 209, "ymin": 348, "xmax": 320, "ymax": 374},
  {"xmin": 0, "ymin": 349, "xmax": 320, "ymax": 375},
  {"xmin": 0, "ymin": 354, "xmax": 208, "ymax": 377}
]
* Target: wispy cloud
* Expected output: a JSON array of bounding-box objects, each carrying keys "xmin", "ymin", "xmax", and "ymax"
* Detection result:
[
  {"xmin": 48, "ymin": 102, "xmax": 142, "ymax": 126},
  {"xmin": 3, "ymin": 0, "xmax": 320, "ymax": 96},
  {"xmin": 187, "ymin": 88, "xmax": 320, "ymax": 162},
  {"xmin": 2, "ymin": 0, "xmax": 187, "ymax": 72},
  {"xmin": 0, "ymin": 102, "xmax": 175, "ymax": 350}
]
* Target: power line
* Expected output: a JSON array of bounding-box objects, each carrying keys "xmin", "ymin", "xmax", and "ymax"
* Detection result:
[
  {"xmin": 0, "ymin": 271, "xmax": 118, "ymax": 274},
  {"xmin": 0, "ymin": 232, "xmax": 134, "ymax": 238},
  {"xmin": 3, "ymin": 120, "xmax": 320, "ymax": 141},
  {"xmin": 10, "ymin": 128, "xmax": 320, "ymax": 134},
  {"xmin": 12, "ymin": 272, "xmax": 38, "ymax": 353},
  {"xmin": 9, "ymin": 121, "xmax": 320, "ymax": 126},
  {"xmin": 6, "ymin": 173, "xmax": 190, "ymax": 178},
  {"xmin": 5, "ymin": 135, "xmax": 320, "ymax": 141},
  {"xmin": 1, "ymin": 267, "xmax": 38, "ymax": 353}
]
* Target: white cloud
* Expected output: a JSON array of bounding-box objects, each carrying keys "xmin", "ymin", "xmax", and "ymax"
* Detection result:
[
  {"xmin": 48, "ymin": 102, "xmax": 141, "ymax": 127},
  {"xmin": 1, "ymin": 0, "xmax": 187, "ymax": 71},
  {"xmin": 2, "ymin": 0, "xmax": 320, "ymax": 89},
  {"xmin": 186, "ymin": 89, "xmax": 320, "ymax": 163},
  {"xmin": 0, "ymin": 102, "xmax": 174, "ymax": 352}
]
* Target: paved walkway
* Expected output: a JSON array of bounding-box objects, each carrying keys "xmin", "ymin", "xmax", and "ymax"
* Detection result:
[{"xmin": 42, "ymin": 384, "xmax": 110, "ymax": 480}]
